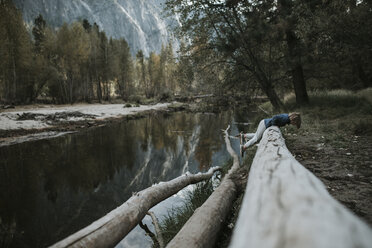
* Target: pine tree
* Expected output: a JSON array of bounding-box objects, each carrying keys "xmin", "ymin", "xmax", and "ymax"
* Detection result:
[
  {"xmin": 0, "ymin": 0, "xmax": 34, "ymax": 103},
  {"xmin": 115, "ymin": 38, "xmax": 133, "ymax": 100},
  {"xmin": 136, "ymin": 50, "xmax": 149, "ymax": 98},
  {"xmin": 148, "ymin": 51, "xmax": 161, "ymax": 97},
  {"xmin": 32, "ymin": 14, "xmax": 46, "ymax": 54}
]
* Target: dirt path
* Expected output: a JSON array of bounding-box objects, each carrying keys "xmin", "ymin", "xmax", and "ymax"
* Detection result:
[{"xmin": 285, "ymin": 133, "xmax": 372, "ymax": 226}]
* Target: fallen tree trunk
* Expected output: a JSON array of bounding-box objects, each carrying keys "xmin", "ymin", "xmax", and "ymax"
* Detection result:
[
  {"xmin": 166, "ymin": 126, "xmax": 240, "ymax": 248},
  {"xmin": 50, "ymin": 167, "xmax": 221, "ymax": 248},
  {"xmin": 229, "ymin": 127, "xmax": 372, "ymax": 248}
]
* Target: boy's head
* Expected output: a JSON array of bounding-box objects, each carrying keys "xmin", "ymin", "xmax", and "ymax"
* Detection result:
[{"xmin": 289, "ymin": 112, "xmax": 301, "ymax": 129}]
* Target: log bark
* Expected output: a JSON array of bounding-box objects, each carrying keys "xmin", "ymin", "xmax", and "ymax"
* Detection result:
[
  {"xmin": 229, "ymin": 127, "xmax": 372, "ymax": 248},
  {"xmin": 50, "ymin": 167, "xmax": 221, "ymax": 248},
  {"xmin": 166, "ymin": 126, "xmax": 240, "ymax": 248}
]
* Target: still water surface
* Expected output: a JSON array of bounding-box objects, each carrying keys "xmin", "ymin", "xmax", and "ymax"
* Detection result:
[{"xmin": 0, "ymin": 110, "xmax": 248, "ymax": 247}]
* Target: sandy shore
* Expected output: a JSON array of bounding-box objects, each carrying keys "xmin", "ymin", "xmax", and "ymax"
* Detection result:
[{"xmin": 0, "ymin": 103, "xmax": 171, "ymax": 146}]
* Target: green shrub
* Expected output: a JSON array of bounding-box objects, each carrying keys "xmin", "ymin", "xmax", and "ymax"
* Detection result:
[
  {"xmin": 128, "ymin": 94, "xmax": 143, "ymax": 104},
  {"xmin": 158, "ymin": 91, "xmax": 172, "ymax": 102},
  {"xmin": 142, "ymin": 97, "xmax": 158, "ymax": 105}
]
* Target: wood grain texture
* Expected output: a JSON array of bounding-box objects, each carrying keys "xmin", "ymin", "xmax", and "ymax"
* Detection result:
[{"xmin": 229, "ymin": 126, "xmax": 372, "ymax": 248}]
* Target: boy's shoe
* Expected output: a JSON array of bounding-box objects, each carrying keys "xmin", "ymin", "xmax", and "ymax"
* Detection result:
[{"xmin": 240, "ymin": 145, "xmax": 245, "ymax": 157}]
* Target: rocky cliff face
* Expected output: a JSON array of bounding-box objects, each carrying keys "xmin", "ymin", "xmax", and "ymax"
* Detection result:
[{"xmin": 13, "ymin": 0, "xmax": 179, "ymax": 55}]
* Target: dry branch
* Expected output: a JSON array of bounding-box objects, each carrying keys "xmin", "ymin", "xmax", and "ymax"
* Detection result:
[
  {"xmin": 148, "ymin": 211, "xmax": 165, "ymax": 248},
  {"xmin": 166, "ymin": 125, "xmax": 241, "ymax": 248},
  {"xmin": 139, "ymin": 221, "xmax": 157, "ymax": 244},
  {"xmin": 229, "ymin": 127, "xmax": 372, "ymax": 248},
  {"xmin": 50, "ymin": 167, "xmax": 221, "ymax": 248}
]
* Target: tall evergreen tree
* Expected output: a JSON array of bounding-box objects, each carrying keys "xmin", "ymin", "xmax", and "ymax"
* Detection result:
[
  {"xmin": 116, "ymin": 39, "xmax": 133, "ymax": 100},
  {"xmin": 32, "ymin": 14, "xmax": 46, "ymax": 54},
  {"xmin": 136, "ymin": 50, "xmax": 149, "ymax": 98},
  {"xmin": 148, "ymin": 51, "xmax": 161, "ymax": 97},
  {"xmin": 0, "ymin": 0, "xmax": 33, "ymax": 103},
  {"xmin": 98, "ymin": 30, "xmax": 109, "ymax": 101}
]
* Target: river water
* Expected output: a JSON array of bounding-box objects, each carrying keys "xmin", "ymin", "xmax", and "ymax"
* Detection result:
[{"xmin": 0, "ymin": 110, "xmax": 249, "ymax": 248}]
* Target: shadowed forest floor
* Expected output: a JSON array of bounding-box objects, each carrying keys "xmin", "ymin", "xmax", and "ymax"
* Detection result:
[
  {"xmin": 285, "ymin": 131, "xmax": 372, "ymax": 225},
  {"xmin": 282, "ymin": 90, "xmax": 372, "ymax": 226},
  {"xmin": 216, "ymin": 90, "xmax": 372, "ymax": 247}
]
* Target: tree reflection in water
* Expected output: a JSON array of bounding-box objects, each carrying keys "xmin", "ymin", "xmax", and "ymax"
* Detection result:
[{"xmin": 0, "ymin": 111, "xmax": 236, "ymax": 248}]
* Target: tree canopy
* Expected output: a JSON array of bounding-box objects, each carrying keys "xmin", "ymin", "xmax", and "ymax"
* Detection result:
[
  {"xmin": 164, "ymin": 0, "xmax": 372, "ymax": 109},
  {"xmin": 0, "ymin": 1, "xmax": 179, "ymax": 104},
  {"xmin": 0, "ymin": 0, "xmax": 371, "ymax": 106}
]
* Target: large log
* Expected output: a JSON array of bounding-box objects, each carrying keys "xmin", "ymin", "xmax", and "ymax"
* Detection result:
[
  {"xmin": 229, "ymin": 127, "xmax": 372, "ymax": 248},
  {"xmin": 166, "ymin": 126, "xmax": 240, "ymax": 248},
  {"xmin": 50, "ymin": 167, "xmax": 221, "ymax": 248}
]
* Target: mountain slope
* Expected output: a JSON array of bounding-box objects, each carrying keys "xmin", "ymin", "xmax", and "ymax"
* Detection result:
[{"xmin": 13, "ymin": 0, "xmax": 179, "ymax": 55}]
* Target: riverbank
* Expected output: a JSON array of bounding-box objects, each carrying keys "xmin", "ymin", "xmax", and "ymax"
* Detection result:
[
  {"xmin": 158, "ymin": 89, "xmax": 372, "ymax": 248},
  {"xmin": 0, "ymin": 95, "xmax": 239, "ymax": 147},
  {"xmin": 1, "ymin": 90, "xmax": 371, "ymax": 247},
  {"xmin": 0, "ymin": 102, "xmax": 175, "ymax": 146}
]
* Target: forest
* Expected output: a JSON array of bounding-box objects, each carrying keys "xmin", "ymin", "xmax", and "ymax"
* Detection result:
[
  {"xmin": 164, "ymin": 0, "xmax": 372, "ymax": 109},
  {"xmin": 0, "ymin": 0, "xmax": 371, "ymax": 108},
  {"xmin": 0, "ymin": 0, "xmax": 182, "ymax": 104}
]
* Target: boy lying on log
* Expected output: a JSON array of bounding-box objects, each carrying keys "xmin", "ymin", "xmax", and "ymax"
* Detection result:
[{"xmin": 238, "ymin": 113, "xmax": 301, "ymax": 157}]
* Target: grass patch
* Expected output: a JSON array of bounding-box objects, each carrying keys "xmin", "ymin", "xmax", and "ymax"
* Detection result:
[
  {"xmin": 219, "ymin": 159, "xmax": 233, "ymax": 175},
  {"xmin": 258, "ymin": 88, "xmax": 372, "ymax": 147},
  {"xmin": 158, "ymin": 180, "xmax": 215, "ymax": 246},
  {"xmin": 214, "ymin": 154, "xmax": 256, "ymax": 248},
  {"xmin": 157, "ymin": 160, "xmax": 234, "ymax": 247},
  {"xmin": 285, "ymin": 89, "xmax": 372, "ymax": 118},
  {"xmin": 281, "ymin": 88, "xmax": 372, "ymax": 146},
  {"xmin": 155, "ymin": 159, "xmax": 238, "ymax": 247},
  {"xmin": 214, "ymin": 193, "xmax": 244, "ymax": 248}
]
